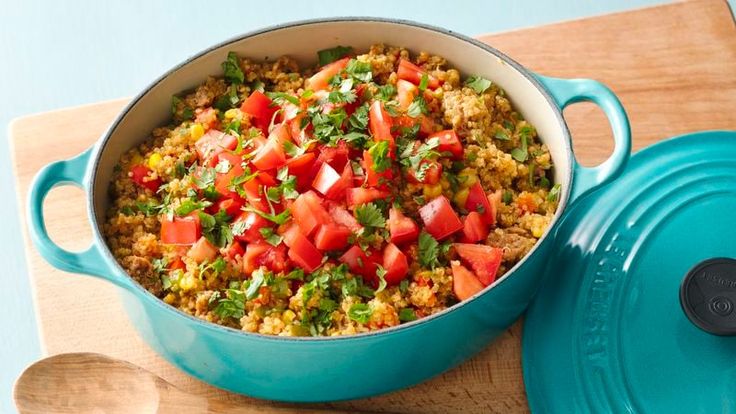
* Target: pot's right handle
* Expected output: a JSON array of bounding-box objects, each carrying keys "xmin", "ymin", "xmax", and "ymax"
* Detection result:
[
  {"xmin": 535, "ymin": 75, "xmax": 631, "ymax": 203},
  {"xmin": 27, "ymin": 147, "xmax": 135, "ymax": 291}
]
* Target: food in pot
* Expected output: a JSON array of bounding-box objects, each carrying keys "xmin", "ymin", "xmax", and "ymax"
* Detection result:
[{"xmin": 104, "ymin": 44, "xmax": 561, "ymax": 336}]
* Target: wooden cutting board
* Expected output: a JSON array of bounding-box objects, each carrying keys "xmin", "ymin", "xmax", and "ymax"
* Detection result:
[{"xmin": 10, "ymin": 1, "xmax": 736, "ymax": 412}]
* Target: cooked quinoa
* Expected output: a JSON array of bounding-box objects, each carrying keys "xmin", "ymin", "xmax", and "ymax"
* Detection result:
[{"xmin": 104, "ymin": 44, "xmax": 560, "ymax": 337}]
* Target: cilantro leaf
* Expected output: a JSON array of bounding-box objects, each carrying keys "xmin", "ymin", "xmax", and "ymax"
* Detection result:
[
  {"xmin": 213, "ymin": 288, "xmax": 245, "ymax": 319},
  {"xmin": 266, "ymin": 92, "xmax": 300, "ymax": 106},
  {"xmin": 348, "ymin": 104, "xmax": 369, "ymax": 131},
  {"xmin": 502, "ymin": 190, "xmax": 513, "ymax": 204},
  {"xmin": 317, "ymin": 45, "xmax": 353, "ymax": 66},
  {"xmin": 367, "ymin": 140, "xmax": 392, "ymax": 173},
  {"xmin": 375, "ymin": 265, "xmax": 387, "ymax": 294},
  {"xmin": 374, "ymin": 84, "xmax": 396, "ymax": 101},
  {"xmin": 243, "ymin": 206, "xmax": 291, "ymax": 225},
  {"xmin": 511, "ymin": 134, "xmax": 528, "ymax": 162},
  {"xmin": 547, "ymin": 183, "xmax": 561, "ymax": 202},
  {"xmin": 354, "ymin": 203, "xmax": 386, "ymax": 228},
  {"xmin": 407, "ymin": 95, "xmax": 428, "ymax": 118},
  {"xmin": 399, "ymin": 308, "xmax": 417, "ymax": 322},
  {"xmin": 418, "ymin": 231, "xmax": 440, "ymax": 269},
  {"xmin": 175, "ymin": 199, "xmax": 211, "ymax": 216},
  {"xmin": 348, "ymin": 303, "xmax": 372, "ymax": 324},
  {"xmin": 171, "ymin": 95, "xmax": 193, "ymax": 121},
  {"xmin": 245, "ymin": 269, "xmax": 266, "ymax": 300},
  {"xmin": 198, "ymin": 210, "xmax": 233, "ymax": 248},
  {"xmin": 259, "ymin": 227, "xmax": 283, "ymax": 246},
  {"xmin": 494, "ymin": 130, "xmax": 511, "ymax": 141},
  {"xmin": 221, "ymin": 51, "xmax": 244, "ymax": 84},
  {"xmin": 465, "ymin": 75, "xmax": 492, "ymax": 94},
  {"xmin": 345, "ymin": 59, "xmax": 373, "ymax": 83},
  {"xmin": 418, "ymin": 73, "xmax": 429, "ymax": 92}
]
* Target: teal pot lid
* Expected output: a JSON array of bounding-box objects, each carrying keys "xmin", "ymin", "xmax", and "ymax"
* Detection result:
[{"xmin": 523, "ymin": 131, "xmax": 736, "ymax": 413}]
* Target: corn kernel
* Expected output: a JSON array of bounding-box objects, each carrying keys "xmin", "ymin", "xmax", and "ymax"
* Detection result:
[
  {"xmin": 458, "ymin": 168, "xmax": 478, "ymax": 188},
  {"xmin": 423, "ymin": 183, "xmax": 443, "ymax": 199},
  {"xmin": 147, "ymin": 153, "xmax": 162, "ymax": 169},
  {"xmin": 454, "ymin": 188, "xmax": 470, "ymax": 207},
  {"xmin": 440, "ymin": 178, "xmax": 450, "ymax": 190},
  {"xmin": 130, "ymin": 153, "xmax": 144, "ymax": 166},
  {"xmin": 532, "ymin": 226, "xmax": 544, "ymax": 238},
  {"xmin": 163, "ymin": 293, "xmax": 176, "ymax": 304},
  {"xmin": 179, "ymin": 275, "xmax": 195, "ymax": 292},
  {"xmin": 283, "ymin": 310, "xmax": 296, "ymax": 324},
  {"xmin": 190, "ymin": 123, "xmax": 205, "ymax": 140},
  {"xmin": 224, "ymin": 108, "xmax": 239, "ymax": 119}
]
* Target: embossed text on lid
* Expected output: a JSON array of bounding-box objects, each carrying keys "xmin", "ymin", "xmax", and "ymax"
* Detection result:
[{"xmin": 680, "ymin": 258, "xmax": 736, "ymax": 336}]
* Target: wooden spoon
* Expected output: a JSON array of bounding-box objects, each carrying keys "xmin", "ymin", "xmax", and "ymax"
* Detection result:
[{"xmin": 14, "ymin": 353, "xmax": 355, "ymax": 414}]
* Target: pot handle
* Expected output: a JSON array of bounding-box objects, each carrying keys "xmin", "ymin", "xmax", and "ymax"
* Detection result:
[
  {"xmin": 27, "ymin": 147, "xmax": 135, "ymax": 291},
  {"xmin": 535, "ymin": 75, "xmax": 631, "ymax": 203}
]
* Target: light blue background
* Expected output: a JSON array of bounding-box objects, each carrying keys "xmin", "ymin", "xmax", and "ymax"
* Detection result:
[{"xmin": 3, "ymin": 1, "xmax": 732, "ymax": 412}]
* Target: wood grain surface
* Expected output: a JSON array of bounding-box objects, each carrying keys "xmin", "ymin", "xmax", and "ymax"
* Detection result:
[{"xmin": 9, "ymin": 1, "xmax": 736, "ymax": 412}]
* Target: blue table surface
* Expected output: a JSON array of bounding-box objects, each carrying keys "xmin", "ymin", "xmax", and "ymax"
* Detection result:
[{"xmin": 5, "ymin": 1, "xmax": 733, "ymax": 412}]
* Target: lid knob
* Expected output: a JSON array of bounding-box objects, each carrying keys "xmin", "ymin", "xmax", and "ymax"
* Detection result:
[{"xmin": 680, "ymin": 258, "xmax": 736, "ymax": 336}]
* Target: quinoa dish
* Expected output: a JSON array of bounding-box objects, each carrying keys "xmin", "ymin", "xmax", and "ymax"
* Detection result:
[{"xmin": 104, "ymin": 44, "xmax": 561, "ymax": 337}]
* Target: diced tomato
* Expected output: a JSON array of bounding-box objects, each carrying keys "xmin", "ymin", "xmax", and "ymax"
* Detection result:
[
  {"xmin": 169, "ymin": 257, "xmax": 186, "ymax": 270},
  {"xmin": 286, "ymin": 152, "xmax": 317, "ymax": 190},
  {"xmin": 130, "ymin": 165, "xmax": 162, "ymax": 192},
  {"xmin": 281, "ymin": 101, "xmax": 301, "ymax": 122},
  {"xmin": 465, "ymin": 182, "xmax": 495, "ymax": 225},
  {"xmin": 214, "ymin": 152, "xmax": 245, "ymax": 198},
  {"xmin": 383, "ymin": 243, "xmax": 409, "ymax": 284},
  {"xmin": 312, "ymin": 162, "xmax": 341, "ymax": 197},
  {"xmin": 232, "ymin": 211, "xmax": 270, "ymax": 243},
  {"xmin": 288, "ymin": 113, "xmax": 310, "ymax": 145},
  {"xmin": 339, "ymin": 245, "xmax": 381, "ymax": 282},
  {"xmin": 251, "ymin": 124, "xmax": 288, "ymax": 171},
  {"xmin": 161, "ymin": 215, "xmax": 201, "ymax": 245},
  {"xmin": 280, "ymin": 222, "xmax": 303, "ymax": 248},
  {"xmin": 243, "ymin": 242, "xmax": 289, "ymax": 275},
  {"xmin": 431, "ymin": 130, "xmax": 463, "ymax": 160},
  {"xmin": 328, "ymin": 203, "xmax": 363, "ymax": 233},
  {"xmin": 392, "ymin": 114, "xmax": 436, "ymax": 138},
  {"xmin": 306, "ymin": 57, "xmax": 350, "ymax": 91},
  {"xmin": 388, "ymin": 207, "xmax": 419, "ymax": 245},
  {"xmin": 240, "ymin": 91, "xmax": 278, "ymax": 135},
  {"xmin": 369, "ymin": 101, "xmax": 394, "ymax": 146},
  {"xmin": 362, "ymin": 149, "xmax": 394, "ymax": 188},
  {"xmin": 396, "ymin": 79, "xmax": 418, "ymax": 111},
  {"xmin": 241, "ymin": 179, "xmax": 269, "ymax": 213},
  {"xmin": 451, "ymin": 260, "xmax": 485, "ymax": 301},
  {"xmin": 460, "ymin": 212, "xmax": 489, "ymax": 243},
  {"xmin": 256, "ymin": 170, "xmax": 278, "ymax": 187},
  {"xmin": 187, "ymin": 237, "xmax": 218, "ymax": 263},
  {"xmin": 317, "ymin": 141, "xmax": 350, "ymax": 172},
  {"xmin": 346, "ymin": 187, "xmax": 390, "ymax": 209},
  {"xmin": 397, "ymin": 59, "xmax": 440, "ymax": 89},
  {"xmin": 287, "ymin": 232, "xmax": 323, "ymax": 272},
  {"xmin": 314, "ymin": 223, "xmax": 351, "ymax": 251},
  {"xmin": 407, "ymin": 160, "xmax": 442, "ymax": 185},
  {"xmin": 418, "ymin": 195, "xmax": 463, "ymax": 240},
  {"xmin": 223, "ymin": 241, "xmax": 245, "ymax": 260},
  {"xmin": 194, "ymin": 129, "xmax": 238, "ymax": 166},
  {"xmin": 194, "ymin": 107, "xmax": 219, "ymax": 130},
  {"xmin": 216, "ymin": 197, "xmax": 243, "ymax": 218},
  {"xmin": 487, "ymin": 190, "xmax": 501, "ymax": 228},
  {"xmin": 453, "ymin": 243, "xmax": 503, "ymax": 286},
  {"xmin": 289, "ymin": 190, "xmax": 332, "ymax": 236}
]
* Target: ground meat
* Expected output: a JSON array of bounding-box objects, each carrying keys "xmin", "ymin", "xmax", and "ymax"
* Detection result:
[
  {"xmin": 184, "ymin": 77, "xmax": 227, "ymax": 109},
  {"xmin": 486, "ymin": 227, "xmax": 537, "ymax": 265},
  {"xmin": 120, "ymin": 256, "xmax": 161, "ymax": 296}
]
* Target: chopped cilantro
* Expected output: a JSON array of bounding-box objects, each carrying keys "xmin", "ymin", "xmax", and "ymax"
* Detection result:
[
  {"xmin": 259, "ymin": 227, "xmax": 283, "ymax": 246},
  {"xmin": 120, "ymin": 205, "xmax": 135, "ymax": 216},
  {"xmin": 213, "ymin": 288, "xmax": 245, "ymax": 319},
  {"xmin": 399, "ymin": 279, "xmax": 409, "ymax": 294},
  {"xmin": 399, "ymin": 308, "xmax": 417, "ymax": 322},
  {"xmin": 374, "ymin": 84, "xmax": 396, "ymax": 101},
  {"xmin": 317, "ymin": 45, "xmax": 353, "ymax": 66},
  {"xmin": 465, "ymin": 75, "xmax": 492, "ymax": 94},
  {"xmin": 367, "ymin": 140, "xmax": 392, "ymax": 173},
  {"xmin": 345, "ymin": 59, "xmax": 372, "ymax": 83},
  {"xmin": 494, "ymin": 130, "xmax": 511, "ymax": 141},
  {"xmin": 198, "ymin": 210, "xmax": 233, "ymax": 248},
  {"xmin": 192, "ymin": 168, "xmax": 216, "ymax": 189},
  {"xmin": 221, "ymin": 51, "xmax": 244, "ymax": 84},
  {"xmin": 243, "ymin": 206, "xmax": 291, "ymax": 225},
  {"xmin": 354, "ymin": 203, "xmax": 386, "ymax": 228},
  {"xmin": 406, "ymin": 95, "xmax": 428, "ymax": 118},
  {"xmin": 511, "ymin": 134, "xmax": 529, "ymax": 162},
  {"xmin": 245, "ymin": 269, "xmax": 266, "ymax": 300},
  {"xmin": 214, "ymin": 85, "xmax": 240, "ymax": 112},
  {"xmin": 503, "ymin": 190, "xmax": 513, "ymax": 204},
  {"xmin": 348, "ymin": 104, "xmax": 369, "ymax": 131},
  {"xmin": 418, "ymin": 73, "xmax": 429, "ymax": 92},
  {"xmin": 375, "ymin": 265, "xmax": 387, "ymax": 294},
  {"xmin": 171, "ymin": 95, "xmax": 193, "ymax": 121},
  {"xmin": 175, "ymin": 199, "xmax": 211, "ymax": 216},
  {"xmin": 214, "ymin": 158, "xmax": 232, "ymax": 174},
  {"xmin": 547, "ymin": 183, "xmax": 561, "ymax": 202},
  {"xmin": 418, "ymin": 231, "xmax": 440, "ymax": 269},
  {"xmin": 348, "ymin": 303, "xmax": 372, "ymax": 324},
  {"xmin": 266, "ymin": 92, "xmax": 300, "ymax": 106}
]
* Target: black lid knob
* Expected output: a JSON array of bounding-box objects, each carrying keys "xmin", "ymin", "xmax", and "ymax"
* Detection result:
[{"xmin": 680, "ymin": 258, "xmax": 736, "ymax": 336}]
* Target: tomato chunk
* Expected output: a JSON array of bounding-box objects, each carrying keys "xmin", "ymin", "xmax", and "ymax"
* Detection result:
[
  {"xmin": 339, "ymin": 245, "xmax": 380, "ymax": 282},
  {"xmin": 383, "ymin": 243, "xmax": 409, "ymax": 285},
  {"xmin": 388, "ymin": 207, "xmax": 419, "ymax": 245},
  {"xmin": 407, "ymin": 160, "xmax": 442, "ymax": 185},
  {"xmin": 216, "ymin": 197, "xmax": 243, "ymax": 218},
  {"xmin": 130, "ymin": 165, "xmax": 162, "ymax": 192},
  {"xmin": 393, "ymin": 115, "xmax": 436, "ymax": 138},
  {"xmin": 306, "ymin": 57, "xmax": 350, "ymax": 91},
  {"xmin": 453, "ymin": 243, "xmax": 503, "ymax": 286},
  {"xmin": 187, "ymin": 237, "xmax": 218, "ymax": 263},
  {"xmin": 214, "ymin": 152, "xmax": 245, "ymax": 198},
  {"xmin": 418, "ymin": 195, "xmax": 463, "ymax": 240},
  {"xmin": 396, "ymin": 79, "xmax": 418, "ymax": 111},
  {"xmin": 460, "ymin": 212, "xmax": 489, "ymax": 243},
  {"xmin": 287, "ymin": 232, "xmax": 323, "ymax": 272},
  {"xmin": 251, "ymin": 124, "xmax": 288, "ymax": 171},
  {"xmin": 431, "ymin": 130, "xmax": 463, "ymax": 160},
  {"xmin": 232, "ymin": 211, "xmax": 270, "ymax": 243},
  {"xmin": 312, "ymin": 162, "xmax": 352, "ymax": 200},
  {"xmin": 451, "ymin": 260, "xmax": 485, "ymax": 301},
  {"xmin": 369, "ymin": 101, "xmax": 394, "ymax": 145},
  {"xmin": 194, "ymin": 129, "xmax": 238, "ymax": 165},
  {"xmin": 346, "ymin": 187, "xmax": 390, "ymax": 209},
  {"xmin": 161, "ymin": 215, "xmax": 201, "ymax": 245},
  {"xmin": 243, "ymin": 242, "xmax": 289, "ymax": 275},
  {"xmin": 314, "ymin": 223, "xmax": 351, "ymax": 251},
  {"xmin": 223, "ymin": 241, "xmax": 245, "ymax": 260},
  {"xmin": 397, "ymin": 59, "xmax": 440, "ymax": 89},
  {"xmin": 289, "ymin": 190, "xmax": 332, "ymax": 236},
  {"xmin": 363, "ymin": 149, "xmax": 394, "ymax": 188},
  {"xmin": 240, "ymin": 91, "xmax": 278, "ymax": 135},
  {"xmin": 328, "ymin": 203, "xmax": 363, "ymax": 233},
  {"xmin": 317, "ymin": 141, "xmax": 350, "ymax": 172},
  {"xmin": 465, "ymin": 182, "xmax": 495, "ymax": 225}
]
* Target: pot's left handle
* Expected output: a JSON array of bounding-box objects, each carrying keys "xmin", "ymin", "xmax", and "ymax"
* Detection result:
[
  {"xmin": 27, "ymin": 147, "xmax": 135, "ymax": 291},
  {"xmin": 535, "ymin": 75, "xmax": 631, "ymax": 203}
]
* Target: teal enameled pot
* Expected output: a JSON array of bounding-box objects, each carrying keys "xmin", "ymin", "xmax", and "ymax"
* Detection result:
[{"xmin": 26, "ymin": 18, "xmax": 631, "ymax": 401}]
